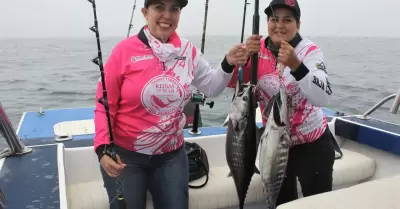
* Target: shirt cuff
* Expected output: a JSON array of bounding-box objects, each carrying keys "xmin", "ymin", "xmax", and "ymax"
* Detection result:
[
  {"xmin": 221, "ymin": 55, "xmax": 235, "ymax": 73},
  {"xmin": 290, "ymin": 62, "xmax": 309, "ymax": 81}
]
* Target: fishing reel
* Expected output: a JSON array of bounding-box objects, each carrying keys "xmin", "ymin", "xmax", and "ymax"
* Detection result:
[{"xmin": 190, "ymin": 90, "xmax": 214, "ymax": 109}]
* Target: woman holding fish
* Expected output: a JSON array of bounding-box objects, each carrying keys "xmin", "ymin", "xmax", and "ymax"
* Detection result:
[
  {"xmin": 93, "ymin": 0, "xmax": 249, "ymax": 208},
  {"xmin": 227, "ymin": 0, "xmax": 336, "ymax": 206}
]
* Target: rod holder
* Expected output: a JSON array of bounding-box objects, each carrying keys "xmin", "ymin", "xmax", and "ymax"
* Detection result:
[{"xmin": 188, "ymin": 91, "xmax": 214, "ymax": 135}]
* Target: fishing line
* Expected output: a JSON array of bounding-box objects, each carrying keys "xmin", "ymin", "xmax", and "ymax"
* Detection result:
[
  {"xmin": 126, "ymin": 0, "xmax": 137, "ymax": 38},
  {"xmin": 87, "ymin": 0, "xmax": 126, "ymax": 208},
  {"xmin": 269, "ymin": 3, "xmax": 291, "ymax": 128}
]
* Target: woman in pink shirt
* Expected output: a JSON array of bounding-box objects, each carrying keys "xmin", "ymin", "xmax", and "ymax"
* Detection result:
[
  {"xmin": 94, "ymin": 0, "xmax": 248, "ymax": 208},
  {"xmin": 228, "ymin": 0, "xmax": 339, "ymax": 206}
]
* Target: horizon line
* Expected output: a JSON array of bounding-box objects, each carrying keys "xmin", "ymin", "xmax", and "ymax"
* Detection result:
[{"xmin": 0, "ymin": 34, "xmax": 399, "ymax": 40}]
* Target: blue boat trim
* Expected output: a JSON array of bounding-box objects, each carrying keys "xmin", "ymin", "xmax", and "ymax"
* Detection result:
[
  {"xmin": 341, "ymin": 116, "xmax": 400, "ymax": 135},
  {"xmin": 335, "ymin": 117, "xmax": 400, "ymax": 156},
  {"xmin": 0, "ymin": 145, "xmax": 60, "ymax": 209},
  {"xmin": 17, "ymin": 107, "xmax": 338, "ymax": 141},
  {"xmin": 18, "ymin": 107, "xmax": 95, "ymax": 140}
]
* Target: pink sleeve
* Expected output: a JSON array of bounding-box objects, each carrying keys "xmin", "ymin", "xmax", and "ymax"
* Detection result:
[{"xmin": 93, "ymin": 47, "xmax": 123, "ymax": 151}]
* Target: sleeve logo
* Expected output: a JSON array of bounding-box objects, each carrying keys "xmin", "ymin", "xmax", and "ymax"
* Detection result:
[{"xmin": 316, "ymin": 62, "xmax": 327, "ymax": 73}]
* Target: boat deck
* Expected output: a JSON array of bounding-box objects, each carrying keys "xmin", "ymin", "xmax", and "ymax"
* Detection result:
[
  {"xmin": 0, "ymin": 106, "xmax": 399, "ymax": 209},
  {"xmin": 0, "ymin": 145, "xmax": 61, "ymax": 209}
]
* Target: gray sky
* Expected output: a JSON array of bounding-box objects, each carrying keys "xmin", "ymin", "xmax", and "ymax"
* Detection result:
[{"xmin": 0, "ymin": 0, "xmax": 399, "ymax": 38}]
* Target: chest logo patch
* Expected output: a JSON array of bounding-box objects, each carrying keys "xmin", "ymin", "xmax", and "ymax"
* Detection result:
[{"xmin": 141, "ymin": 75, "xmax": 185, "ymax": 116}]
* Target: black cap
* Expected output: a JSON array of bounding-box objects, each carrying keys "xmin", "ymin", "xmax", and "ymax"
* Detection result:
[
  {"xmin": 264, "ymin": 0, "xmax": 301, "ymax": 19},
  {"xmin": 144, "ymin": 0, "xmax": 188, "ymax": 8}
]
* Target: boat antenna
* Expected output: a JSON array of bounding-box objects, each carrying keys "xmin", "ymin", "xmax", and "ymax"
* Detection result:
[
  {"xmin": 250, "ymin": 0, "xmax": 260, "ymax": 85},
  {"xmin": 87, "ymin": 0, "xmax": 126, "ymax": 208},
  {"xmin": 126, "ymin": 0, "xmax": 137, "ymax": 38}
]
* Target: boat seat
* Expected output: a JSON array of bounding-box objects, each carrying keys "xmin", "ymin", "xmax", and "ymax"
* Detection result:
[
  {"xmin": 277, "ymin": 174, "xmax": 400, "ymax": 209},
  {"xmin": 66, "ymin": 149, "xmax": 375, "ymax": 209}
]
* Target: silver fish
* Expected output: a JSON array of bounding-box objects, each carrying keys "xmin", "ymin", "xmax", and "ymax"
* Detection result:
[
  {"xmin": 225, "ymin": 83, "xmax": 260, "ymax": 209},
  {"xmin": 258, "ymin": 77, "xmax": 291, "ymax": 209}
]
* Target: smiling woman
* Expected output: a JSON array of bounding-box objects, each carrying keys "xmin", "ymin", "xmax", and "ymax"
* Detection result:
[
  {"xmin": 92, "ymin": 0, "xmax": 251, "ymax": 209},
  {"xmin": 227, "ymin": 0, "xmax": 337, "ymax": 207},
  {"xmin": 142, "ymin": 0, "xmax": 188, "ymax": 42}
]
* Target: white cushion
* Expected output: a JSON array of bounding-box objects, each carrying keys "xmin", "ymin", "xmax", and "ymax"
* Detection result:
[
  {"xmin": 331, "ymin": 149, "xmax": 376, "ymax": 186},
  {"xmin": 67, "ymin": 149, "xmax": 375, "ymax": 209},
  {"xmin": 277, "ymin": 175, "xmax": 400, "ymax": 209}
]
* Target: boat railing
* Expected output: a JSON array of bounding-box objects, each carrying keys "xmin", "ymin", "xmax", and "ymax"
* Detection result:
[
  {"xmin": 0, "ymin": 102, "xmax": 32, "ymax": 159},
  {"xmin": 360, "ymin": 87, "xmax": 400, "ymax": 119}
]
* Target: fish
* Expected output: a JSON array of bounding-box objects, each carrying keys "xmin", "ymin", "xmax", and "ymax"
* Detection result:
[
  {"xmin": 224, "ymin": 86, "xmax": 275, "ymax": 179},
  {"xmin": 258, "ymin": 80, "xmax": 291, "ymax": 209},
  {"xmin": 225, "ymin": 82, "xmax": 260, "ymax": 209}
]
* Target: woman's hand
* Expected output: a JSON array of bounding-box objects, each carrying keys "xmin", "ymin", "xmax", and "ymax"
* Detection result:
[
  {"xmin": 278, "ymin": 41, "xmax": 301, "ymax": 71},
  {"xmin": 246, "ymin": 35, "xmax": 263, "ymax": 55},
  {"xmin": 100, "ymin": 154, "xmax": 126, "ymax": 177},
  {"xmin": 226, "ymin": 43, "xmax": 249, "ymax": 66}
]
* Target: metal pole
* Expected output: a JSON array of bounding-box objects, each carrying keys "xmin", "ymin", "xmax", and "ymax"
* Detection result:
[
  {"xmin": 360, "ymin": 94, "xmax": 397, "ymax": 119},
  {"xmin": 0, "ymin": 103, "xmax": 32, "ymax": 159},
  {"xmin": 390, "ymin": 88, "xmax": 400, "ymax": 114},
  {"xmin": 0, "ymin": 187, "xmax": 7, "ymax": 209}
]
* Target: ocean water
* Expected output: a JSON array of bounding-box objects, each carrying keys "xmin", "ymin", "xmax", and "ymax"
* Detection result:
[{"xmin": 1, "ymin": 35, "xmax": 400, "ymax": 149}]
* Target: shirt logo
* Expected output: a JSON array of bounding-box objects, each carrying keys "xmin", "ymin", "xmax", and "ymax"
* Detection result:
[
  {"xmin": 316, "ymin": 62, "xmax": 327, "ymax": 73},
  {"xmin": 141, "ymin": 75, "xmax": 185, "ymax": 116},
  {"xmin": 285, "ymin": 0, "xmax": 296, "ymax": 7},
  {"xmin": 174, "ymin": 56, "xmax": 186, "ymax": 60},
  {"xmin": 131, "ymin": 55, "xmax": 154, "ymax": 63}
]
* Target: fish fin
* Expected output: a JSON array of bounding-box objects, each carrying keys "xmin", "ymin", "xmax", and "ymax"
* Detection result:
[
  {"xmin": 227, "ymin": 171, "xmax": 232, "ymax": 177},
  {"xmin": 255, "ymin": 125, "xmax": 265, "ymax": 147},
  {"xmin": 254, "ymin": 166, "xmax": 260, "ymax": 175},
  {"xmin": 223, "ymin": 114, "xmax": 229, "ymax": 127}
]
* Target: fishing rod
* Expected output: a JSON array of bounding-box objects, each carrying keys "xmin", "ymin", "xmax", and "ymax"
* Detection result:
[
  {"xmin": 240, "ymin": 0, "xmax": 250, "ymax": 43},
  {"xmin": 87, "ymin": 0, "xmax": 126, "ymax": 208},
  {"xmin": 126, "ymin": 0, "xmax": 137, "ymax": 38},
  {"xmin": 200, "ymin": 0, "xmax": 209, "ymax": 54},
  {"xmin": 250, "ymin": 0, "xmax": 259, "ymax": 85},
  {"xmin": 190, "ymin": 0, "xmax": 211, "ymax": 135},
  {"xmin": 237, "ymin": 0, "xmax": 251, "ymax": 89}
]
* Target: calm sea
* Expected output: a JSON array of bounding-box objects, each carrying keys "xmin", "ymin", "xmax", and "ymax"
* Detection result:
[{"xmin": 1, "ymin": 35, "xmax": 400, "ymax": 148}]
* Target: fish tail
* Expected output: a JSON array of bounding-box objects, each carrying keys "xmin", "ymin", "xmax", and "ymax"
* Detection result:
[
  {"xmin": 239, "ymin": 199, "xmax": 245, "ymax": 209},
  {"xmin": 266, "ymin": 196, "xmax": 277, "ymax": 209},
  {"xmin": 254, "ymin": 166, "xmax": 260, "ymax": 175}
]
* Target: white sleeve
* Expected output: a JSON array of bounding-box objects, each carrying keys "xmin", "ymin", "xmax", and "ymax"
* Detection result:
[
  {"xmin": 291, "ymin": 47, "xmax": 332, "ymax": 106},
  {"xmin": 191, "ymin": 53, "xmax": 234, "ymax": 98}
]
